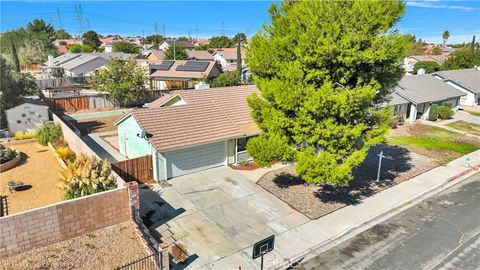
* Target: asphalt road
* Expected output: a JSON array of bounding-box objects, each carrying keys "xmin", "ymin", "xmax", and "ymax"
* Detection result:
[{"xmin": 299, "ymin": 173, "xmax": 480, "ymax": 270}]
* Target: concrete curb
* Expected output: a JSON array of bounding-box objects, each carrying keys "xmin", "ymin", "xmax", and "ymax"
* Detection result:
[{"xmin": 271, "ymin": 164, "xmax": 480, "ymax": 269}]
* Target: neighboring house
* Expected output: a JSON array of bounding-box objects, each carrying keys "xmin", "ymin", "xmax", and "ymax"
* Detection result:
[
  {"xmin": 186, "ymin": 50, "xmax": 212, "ymax": 61},
  {"xmin": 54, "ymin": 39, "xmax": 82, "ymax": 48},
  {"xmin": 5, "ymin": 96, "xmax": 50, "ymax": 134},
  {"xmin": 41, "ymin": 52, "xmax": 134, "ymax": 80},
  {"xmin": 403, "ymin": 55, "xmax": 447, "ymax": 74},
  {"xmin": 212, "ymin": 48, "xmax": 245, "ymax": 71},
  {"xmin": 149, "ymin": 60, "xmax": 222, "ymax": 90},
  {"xmin": 146, "ymin": 50, "xmax": 165, "ymax": 62},
  {"xmin": 115, "ymin": 85, "xmax": 259, "ymax": 180},
  {"xmin": 441, "ymin": 46, "xmax": 456, "ymax": 56},
  {"xmin": 432, "ymin": 68, "xmax": 480, "ymax": 106},
  {"xmin": 159, "ymin": 40, "xmax": 195, "ymax": 51},
  {"xmin": 391, "ymin": 74, "xmax": 465, "ymax": 123},
  {"xmin": 55, "ymin": 45, "xmax": 69, "ymax": 55}
]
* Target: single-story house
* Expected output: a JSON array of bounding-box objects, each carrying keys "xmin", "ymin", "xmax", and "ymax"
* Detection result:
[
  {"xmin": 115, "ymin": 85, "xmax": 259, "ymax": 180},
  {"xmin": 5, "ymin": 96, "xmax": 50, "ymax": 134},
  {"xmin": 403, "ymin": 55, "xmax": 447, "ymax": 74},
  {"xmin": 186, "ymin": 50, "xmax": 212, "ymax": 61},
  {"xmin": 432, "ymin": 68, "xmax": 480, "ymax": 106},
  {"xmin": 391, "ymin": 74, "xmax": 466, "ymax": 123},
  {"xmin": 159, "ymin": 40, "xmax": 195, "ymax": 51},
  {"xmin": 212, "ymin": 48, "xmax": 245, "ymax": 71},
  {"xmin": 146, "ymin": 50, "xmax": 165, "ymax": 62},
  {"xmin": 149, "ymin": 60, "xmax": 222, "ymax": 90},
  {"xmin": 41, "ymin": 52, "xmax": 134, "ymax": 79}
]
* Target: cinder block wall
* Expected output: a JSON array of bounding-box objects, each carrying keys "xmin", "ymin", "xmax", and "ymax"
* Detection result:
[{"xmin": 0, "ymin": 188, "xmax": 130, "ymax": 258}]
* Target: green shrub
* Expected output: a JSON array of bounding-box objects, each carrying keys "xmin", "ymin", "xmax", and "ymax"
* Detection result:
[
  {"xmin": 438, "ymin": 105, "xmax": 454, "ymax": 119},
  {"xmin": 394, "ymin": 112, "xmax": 405, "ymax": 126},
  {"xmin": 36, "ymin": 123, "xmax": 63, "ymax": 146},
  {"xmin": 388, "ymin": 117, "xmax": 398, "ymax": 128},
  {"xmin": 59, "ymin": 155, "xmax": 116, "ymax": 199},
  {"xmin": 0, "ymin": 148, "xmax": 18, "ymax": 164},
  {"xmin": 413, "ymin": 61, "xmax": 441, "ymax": 74},
  {"xmin": 428, "ymin": 104, "xmax": 439, "ymax": 121}
]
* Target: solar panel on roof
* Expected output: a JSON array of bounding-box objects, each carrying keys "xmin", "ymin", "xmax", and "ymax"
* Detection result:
[
  {"xmin": 175, "ymin": 61, "xmax": 209, "ymax": 72},
  {"xmin": 153, "ymin": 60, "xmax": 174, "ymax": 71}
]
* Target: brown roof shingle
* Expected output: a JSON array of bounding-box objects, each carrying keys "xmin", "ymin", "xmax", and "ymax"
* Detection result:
[{"xmin": 130, "ymin": 85, "xmax": 259, "ymax": 151}]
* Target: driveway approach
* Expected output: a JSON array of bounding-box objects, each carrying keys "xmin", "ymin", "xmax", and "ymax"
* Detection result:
[{"xmin": 139, "ymin": 166, "xmax": 310, "ymax": 269}]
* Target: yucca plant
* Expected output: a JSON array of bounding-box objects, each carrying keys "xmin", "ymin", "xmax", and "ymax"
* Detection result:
[{"xmin": 59, "ymin": 155, "xmax": 116, "ymax": 199}]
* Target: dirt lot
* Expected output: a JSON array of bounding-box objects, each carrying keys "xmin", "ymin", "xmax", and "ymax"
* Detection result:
[
  {"xmin": 0, "ymin": 222, "xmax": 152, "ymax": 270},
  {"xmin": 0, "ymin": 140, "xmax": 63, "ymax": 215},
  {"xmin": 69, "ymin": 115, "xmax": 122, "ymax": 136},
  {"xmin": 258, "ymin": 143, "xmax": 436, "ymax": 220}
]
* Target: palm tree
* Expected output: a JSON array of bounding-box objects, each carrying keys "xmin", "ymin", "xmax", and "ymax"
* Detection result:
[{"xmin": 442, "ymin": 31, "xmax": 450, "ymax": 47}]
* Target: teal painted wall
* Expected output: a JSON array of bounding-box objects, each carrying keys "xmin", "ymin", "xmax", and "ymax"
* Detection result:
[
  {"xmin": 117, "ymin": 115, "xmax": 151, "ymax": 159},
  {"xmin": 117, "ymin": 115, "xmax": 167, "ymax": 181}
]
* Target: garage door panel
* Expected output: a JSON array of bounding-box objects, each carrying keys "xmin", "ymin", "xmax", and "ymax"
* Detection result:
[{"xmin": 166, "ymin": 141, "xmax": 226, "ymax": 178}]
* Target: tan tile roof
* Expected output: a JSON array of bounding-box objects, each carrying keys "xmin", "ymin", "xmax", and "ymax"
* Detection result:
[
  {"xmin": 410, "ymin": 55, "xmax": 447, "ymax": 64},
  {"xmin": 148, "ymin": 50, "xmax": 165, "ymax": 60},
  {"xmin": 214, "ymin": 48, "xmax": 245, "ymax": 60},
  {"xmin": 187, "ymin": 50, "xmax": 212, "ymax": 60},
  {"xmin": 147, "ymin": 94, "xmax": 180, "ymax": 108},
  {"xmin": 150, "ymin": 60, "xmax": 219, "ymax": 79},
  {"xmin": 130, "ymin": 85, "xmax": 259, "ymax": 151}
]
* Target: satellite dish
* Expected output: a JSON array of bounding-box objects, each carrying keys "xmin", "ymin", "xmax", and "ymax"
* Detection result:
[{"xmin": 137, "ymin": 129, "xmax": 151, "ymax": 140}]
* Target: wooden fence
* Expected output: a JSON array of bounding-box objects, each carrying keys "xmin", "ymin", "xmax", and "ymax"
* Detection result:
[
  {"xmin": 112, "ymin": 155, "xmax": 154, "ymax": 184},
  {"xmin": 46, "ymin": 95, "xmax": 115, "ymax": 112}
]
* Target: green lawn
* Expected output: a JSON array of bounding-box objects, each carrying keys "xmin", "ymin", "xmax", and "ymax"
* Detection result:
[
  {"xmin": 388, "ymin": 125, "xmax": 480, "ymax": 164},
  {"xmin": 446, "ymin": 120, "xmax": 480, "ymax": 136},
  {"xmin": 465, "ymin": 110, "xmax": 480, "ymax": 117}
]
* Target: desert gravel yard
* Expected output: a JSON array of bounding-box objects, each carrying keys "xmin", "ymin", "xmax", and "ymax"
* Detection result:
[
  {"xmin": 0, "ymin": 221, "xmax": 151, "ymax": 270},
  {"xmin": 258, "ymin": 143, "xmax": 436, "ymax": 220},
  {"xmin": 0, "ymin": 140, "xmax": 63, "ymax": 215}
]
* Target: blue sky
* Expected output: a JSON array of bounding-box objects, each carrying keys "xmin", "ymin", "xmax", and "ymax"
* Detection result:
[{"xmin": 1, "ymin": 1, "xmax": 479, "ymax": 44}]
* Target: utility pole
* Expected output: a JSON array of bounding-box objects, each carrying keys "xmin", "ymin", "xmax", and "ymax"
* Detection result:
[
  {"xmin": 154, "ymin": 22, "xmax": 158, "ymax": 35},
  {"xmin": 56, "ymin": 8, "xmax": 62, "ymax": 29},
  {"xmin": 173, "ymin": 38, "xmax": 176, "ymax": 60},
  {"xmin": 74, "ymin": 4, "xmax": 84, "ymax": 35},
  {"xmin": 162, "ymin": 24, "xmax": 166, "ymax": 37},
  {"xmin": 221, "ymin": 22, "xmax": 224, "ymax": 36}
]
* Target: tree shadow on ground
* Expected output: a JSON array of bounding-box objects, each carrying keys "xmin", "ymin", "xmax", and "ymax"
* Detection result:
[{"xmin": 271, "ymin": 143, "xmax": 413, "ymax": 205}]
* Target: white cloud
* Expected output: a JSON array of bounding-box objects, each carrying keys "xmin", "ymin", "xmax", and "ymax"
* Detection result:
[{"xmin": 407, "ymin": 1, "xmax": 478, "ymax": 11}]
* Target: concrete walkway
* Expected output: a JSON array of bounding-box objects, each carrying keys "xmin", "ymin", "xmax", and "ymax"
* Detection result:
[{"xmin": 205, "ymin": 150, "xmax": 480, "ymax": 270}]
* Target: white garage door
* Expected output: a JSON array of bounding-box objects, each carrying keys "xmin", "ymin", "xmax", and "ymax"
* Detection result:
[{"xmin": 165, "ymin": 141, "xmax": 226, "ymax": 178}]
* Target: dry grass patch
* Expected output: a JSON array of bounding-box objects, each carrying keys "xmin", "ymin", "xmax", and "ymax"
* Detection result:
[
  {"xmin": 388, "ymin": 124, "xmax": 480, "ymax": 164},
  {"xmin": 446, "ymin": 120, "xmax": 480, "ymax": 136},
  {"xmin": 0, "ymin": 221, "xmax": 151, "ymax": 270}
]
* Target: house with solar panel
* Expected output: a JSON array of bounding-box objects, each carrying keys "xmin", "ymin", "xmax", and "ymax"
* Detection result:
[{"xmin": 148, "ymin": 60, "xmax": 222, "ymax": 90}]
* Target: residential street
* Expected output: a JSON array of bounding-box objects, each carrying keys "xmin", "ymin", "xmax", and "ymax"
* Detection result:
[{"xmin": 299, "ymin": 173, "xmax": 480, "ymax": 270}]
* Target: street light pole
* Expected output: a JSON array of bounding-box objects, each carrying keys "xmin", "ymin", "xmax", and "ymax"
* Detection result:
[{"xmin": 376, "ymin": 151, "xmax": 385, "ymax": 182}]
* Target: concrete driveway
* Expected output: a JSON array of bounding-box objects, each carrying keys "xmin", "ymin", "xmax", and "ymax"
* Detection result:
[{"xmin": 139, "ymin": 166, "xmax": 309, "ymax": 269}]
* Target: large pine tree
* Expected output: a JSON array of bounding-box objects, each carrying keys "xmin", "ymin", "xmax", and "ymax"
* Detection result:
[{"xmin": 245, "ymin": 0, "xmax": 408, "ymax": 186}]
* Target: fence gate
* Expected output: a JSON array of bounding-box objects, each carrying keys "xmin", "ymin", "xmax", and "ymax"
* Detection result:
[{"xmin": 112, "ymin": 155, "xmax": 154, "ymax": 184}]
